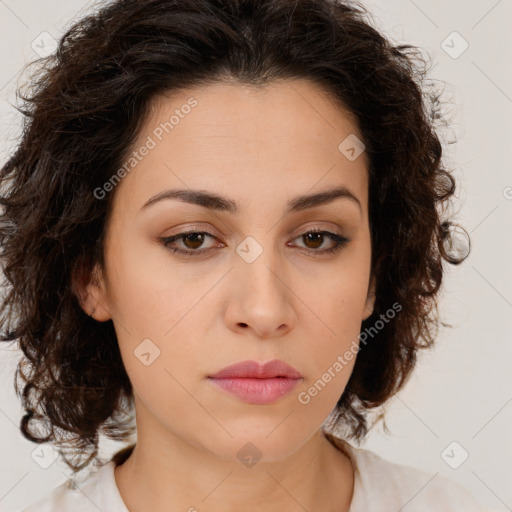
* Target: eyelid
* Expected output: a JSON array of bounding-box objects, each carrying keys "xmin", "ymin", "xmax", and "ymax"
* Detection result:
[
  {"xmin": 162, "ymin": 221, "xmax": 346, "ymax": 243},
  {"xmin": 163, "ymin": 223, "xmax": 223, "ymax": 239},
  {"xmin": 288, "ymin": 221, "xmax": 345, "ymax": 238},
  {"xmin": 159, "ymin": 225, "xmax": 350, "ymax": 258}
]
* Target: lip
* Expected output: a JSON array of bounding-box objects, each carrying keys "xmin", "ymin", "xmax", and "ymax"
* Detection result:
[
  {"xmin": 207, "ymin": 359, "xmax": 303, "ymax": 405},
  {"xmin": 209, "ymin": 359, "xmax": 302, "ymax": 379}
]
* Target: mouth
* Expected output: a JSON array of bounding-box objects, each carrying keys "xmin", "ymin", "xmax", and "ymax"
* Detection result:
[{"xmin": 207, "ymin": 359, "xmax": 303, "ymax": 405}]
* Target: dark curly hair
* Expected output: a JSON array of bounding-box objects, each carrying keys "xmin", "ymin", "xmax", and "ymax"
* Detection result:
[{"xmin": 0, "ymin": 0, "xmax": 470, "ymax": 474}]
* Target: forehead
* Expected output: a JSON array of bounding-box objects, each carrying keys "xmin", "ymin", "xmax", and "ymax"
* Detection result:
[
  {"xmin": 111, "ymin": 78, "xmax": 369, "ymax": 219},
  {"xmin": 146, "ymin": 77, "xmax": 365, "ymax": 150}
]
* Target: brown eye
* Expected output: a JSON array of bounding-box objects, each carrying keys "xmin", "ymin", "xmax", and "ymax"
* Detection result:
[
  {"xmin": 291, "ymin": 229, "xmax": 350, "ymax": 255},
  {"xmin": 302, "ymin": 231, "xmax": 325, "ymax": 249},
  {"xmin": 181, "ymin": 233, "xmax": 206, "ymax": 250},
  {"xmin": 160, "ymin": 230, "xmax": 220, "ymax": 255},
  {"xmin": 160, "ymin": 228, "xmax": 349, "ymax": 258}
]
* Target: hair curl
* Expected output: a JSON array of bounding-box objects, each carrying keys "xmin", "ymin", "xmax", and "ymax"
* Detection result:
[{"xmin": 0, "ymin": 0, "xmax": 470, "ymax": 473}]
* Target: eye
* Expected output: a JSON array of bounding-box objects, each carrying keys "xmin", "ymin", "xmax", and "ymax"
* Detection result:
[
  {"xmin": 160, "ymin": 230, "xmax": 222, "ymax": 255},
  {"xmin": 159, "ymin": 228, "xmax": 350, "ymax": 257},
  {"xmin": 289, "ymin": 228, "xmax": 350, "ymax": 256}
]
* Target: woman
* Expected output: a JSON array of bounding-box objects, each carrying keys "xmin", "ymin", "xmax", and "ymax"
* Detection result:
[{"xmin": 0, "ymin": 0, "xmax": 490, "ymax": 510}]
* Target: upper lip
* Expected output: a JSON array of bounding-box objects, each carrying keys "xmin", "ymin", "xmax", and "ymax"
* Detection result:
[{"xmin": 208, "ymin": 359, "xmax": 302, "ymax": 379}]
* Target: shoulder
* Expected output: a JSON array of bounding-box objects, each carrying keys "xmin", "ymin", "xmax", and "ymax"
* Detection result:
[
  {"xmin": 19, "ymin": 461, "xmax": 126, "ymax": 512},
  {"xmin": 352, "ymin": 446, "xmax": 487, "ymax": 511},
  {"xmin": 325, "ymin": 433, "xmax": 494, "ymax": 512}
]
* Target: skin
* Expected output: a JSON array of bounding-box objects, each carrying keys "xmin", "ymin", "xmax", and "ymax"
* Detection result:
[{"xmin": 77, "ymin": 77, "xmax": 376, "ymax": 512}]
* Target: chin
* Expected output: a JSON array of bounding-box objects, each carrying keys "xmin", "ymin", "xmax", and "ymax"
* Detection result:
[{"xmin": 206, "ymin": 427, "xmax": 313, "ymax": 466}]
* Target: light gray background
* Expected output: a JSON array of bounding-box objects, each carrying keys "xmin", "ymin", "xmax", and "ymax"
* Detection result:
[{"xmin": 0, "ymin": 1, "xmax": 511, "ymax": 511}]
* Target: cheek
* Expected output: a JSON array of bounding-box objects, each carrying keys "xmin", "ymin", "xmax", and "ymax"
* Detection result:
[
  {"xmin": 297, "ymin": 268, "xmax": 368, "ymax": 380},
  {"xmin": 105, "ymin": 234, "xmax": 192, "ymax": 334},
  {"xmin": 301, "ymin": 267, "xmax": 369, "ymax": 330},
  {"xmin": 108, "ymin": 251, "xmax": 213, "ymax": 379}
]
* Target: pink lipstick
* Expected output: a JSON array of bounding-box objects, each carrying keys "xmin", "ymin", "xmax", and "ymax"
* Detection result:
[{"xmin": 207, "ymin": 359, "xmax": 302, "ymax": 405}]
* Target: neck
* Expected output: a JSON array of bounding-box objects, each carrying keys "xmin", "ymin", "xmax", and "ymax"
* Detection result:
[{"xmin": 114, "ymin": 424, "xmax": 355, "ymax": 512}]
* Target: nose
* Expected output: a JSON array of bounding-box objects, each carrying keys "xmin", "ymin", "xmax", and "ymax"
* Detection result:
[{"xmin": 224, "ymin": 246, "xmax": 297, "ymax": 339}]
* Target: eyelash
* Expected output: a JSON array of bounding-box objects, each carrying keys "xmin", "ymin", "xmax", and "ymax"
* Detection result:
[{"xmin": 159, "ymin": 228, "xmax": 350, "ymax": 257}]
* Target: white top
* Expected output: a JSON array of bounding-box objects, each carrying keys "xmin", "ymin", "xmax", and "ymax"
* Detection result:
[{"xmin": 20, "ymin": 434, "xmax": 495, "ymax": 512}]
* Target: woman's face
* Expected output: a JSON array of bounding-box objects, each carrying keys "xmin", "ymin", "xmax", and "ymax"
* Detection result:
[{"xmin": 81, "ymin": 78, "xmax": 375, "ymax": 462}]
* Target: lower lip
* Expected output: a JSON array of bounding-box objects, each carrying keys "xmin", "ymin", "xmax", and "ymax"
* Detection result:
[{"xmin": 208, "ymin": 377, "xmax": 301, "ymax": 405}]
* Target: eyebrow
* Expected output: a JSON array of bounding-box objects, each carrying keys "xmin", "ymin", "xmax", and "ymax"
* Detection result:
[{"xmin": 140, "ymin": 185, "xmax": 362, "ymax": 216}]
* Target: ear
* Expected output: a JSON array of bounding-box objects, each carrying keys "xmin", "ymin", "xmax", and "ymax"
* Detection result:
[
  {"xmin": 362, "ymin": 273, "xmax": 376, "ymax": 321},
  {"xmin": 72, "ymin": 263, "xmax": 112, "ymax": 322}
]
